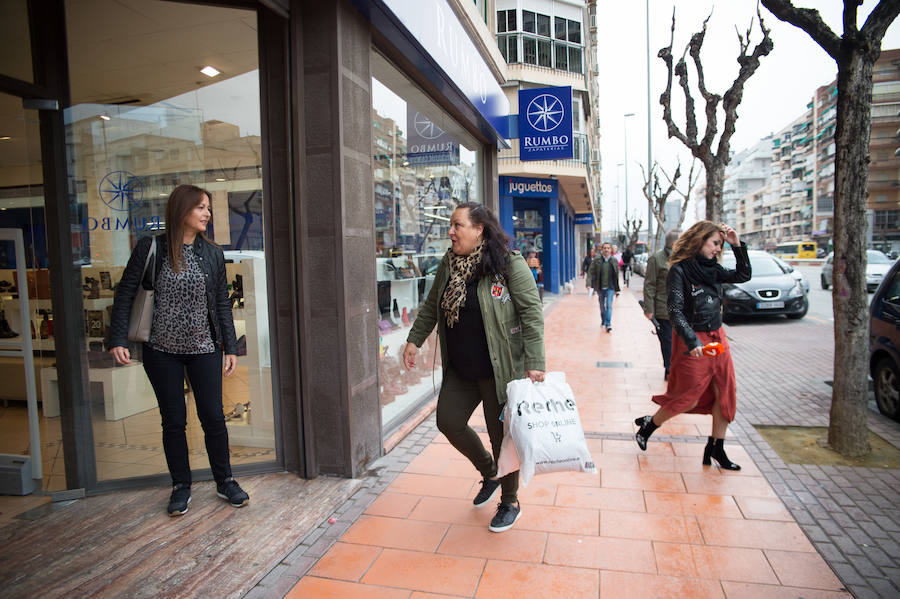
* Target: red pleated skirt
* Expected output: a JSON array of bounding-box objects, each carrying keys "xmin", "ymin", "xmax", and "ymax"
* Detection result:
[{"xmin": 651, "ymin": 327, "xmax": 737, "ymax": 422}]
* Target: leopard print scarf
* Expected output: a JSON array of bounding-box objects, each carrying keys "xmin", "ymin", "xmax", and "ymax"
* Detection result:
[{"xmin": 441, "ymin": 240, "xmax": 484, "ymax": 328}]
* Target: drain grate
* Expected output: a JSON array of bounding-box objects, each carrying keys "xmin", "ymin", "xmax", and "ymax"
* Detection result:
[{"xmin": 596, "ymin": 361, "xmax": 633, "ymax": 368}]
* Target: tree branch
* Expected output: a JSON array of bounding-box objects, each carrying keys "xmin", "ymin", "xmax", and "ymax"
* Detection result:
[
  {"xmin": 861, "ymin": 0, "xmax": 900, "ymax": 45},
  {"xmin": 659, "ymin": 9, "xmax": 695, "ymax": 150},
  {"xmin": 760, "ymin": 0, "xmax": 841, "ymax": 58}
]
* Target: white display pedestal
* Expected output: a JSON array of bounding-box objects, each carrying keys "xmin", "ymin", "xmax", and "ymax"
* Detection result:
[{"xmin": 40, "ymin": 363, "xmax": 156, "ymax": 421}]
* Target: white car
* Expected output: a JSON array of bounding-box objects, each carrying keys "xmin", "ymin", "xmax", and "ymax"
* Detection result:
[
  {"xmin": 821, "ymin": 250, "xmax": 893, "ymax": 292},
  {"xmin": 772, "ymin": 254, "xmax": 810, "ymax": 294}
]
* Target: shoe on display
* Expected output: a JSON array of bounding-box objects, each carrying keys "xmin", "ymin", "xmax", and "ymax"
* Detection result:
[
  {"xmin": 167, "ymin": 483, "xmax": 191, "ymax": 516},
  {"xmin": 472, "ymin": 478, "xmax": 501, "ymax": 507},
  {"xmin": 216, "ymin": 477, "xmax": 250, "ymax": 507},
  {"xmin": 488, "ymin": 502, "xmax": 521, "ymax": 533}
]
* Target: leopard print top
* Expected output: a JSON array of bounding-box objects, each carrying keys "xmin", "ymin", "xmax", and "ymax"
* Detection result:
[
  {"xmin": 149, "ymin": 244, "xmax": 215, "ymax": 354},
  {"xmin": 440, "ymin": 241, "xmax": 484, "ymax": 328}
]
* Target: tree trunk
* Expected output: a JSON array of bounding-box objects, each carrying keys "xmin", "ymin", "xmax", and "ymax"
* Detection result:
[
  {"xmin": 704, "ymin": 162, "xmax": 725, "ymax": 223},
  {"xmin": 828, "ymin": 48, "xmax": 873, "ymax": 457}
]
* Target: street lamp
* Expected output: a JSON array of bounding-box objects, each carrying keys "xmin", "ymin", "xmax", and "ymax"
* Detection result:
[
  {"xmin": 616, "ymin": 162, "xmax": 624, "ymax": 242},
  {"xmin": 623, "ymin": 113, "xmax": 635, "ymax": 243}
]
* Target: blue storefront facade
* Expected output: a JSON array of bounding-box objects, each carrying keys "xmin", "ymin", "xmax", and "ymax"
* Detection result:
[{"xmin": 499, "ymin": 176, "xmax": 576, "ymax": 294}]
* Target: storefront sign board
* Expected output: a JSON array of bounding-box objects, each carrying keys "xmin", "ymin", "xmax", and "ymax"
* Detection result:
[{"xmin": 518, "ymin": 86, "xmax": 573, "ymax": 161}]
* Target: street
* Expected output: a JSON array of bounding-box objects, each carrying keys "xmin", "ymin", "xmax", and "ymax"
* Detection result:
[{"xmin": 795, "ymin": 265, "xmax": 875, "ymax": 324}]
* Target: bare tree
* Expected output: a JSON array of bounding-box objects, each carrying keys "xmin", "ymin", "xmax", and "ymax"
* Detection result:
[
  {"xmin": 641, "ymin": 162, "xmax": 680, "ymax": 248},
  {"xmin": 624, "ymin": 216, "xmax": 643, "ymax": 252},
  {"xmin": 661, "ymin": 159, "xmax": 699, "ymax": 236},
  {"xmin": 659, "ymin": 9, "xmax": 774, "ymax": 222},
  {"xmin": 761, "ymin": 0, "xmax": 900, "ymax": 457}
]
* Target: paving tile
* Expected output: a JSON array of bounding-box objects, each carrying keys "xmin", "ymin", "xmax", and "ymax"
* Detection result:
[
  {"xmin": 308, "ymin": 542, "xmax": 382, "ymax": 582},
  {"xmin": 555, "ymin": 485, "xmax": 645, "ymax": 511},
  {"xmin": 364, "ymin": 492, "xmax": 422, "ymax": 519},
  {"xmin": 600, "ymin": 571, "xmax": 725, "ymax": 598},
  {"xmin": 654, "ymin": 542, "xmax": 778, "ymax": 584},
  {"xmin": 516, "ymin": 479, "xmax": 560, "ymax": 505},
  {"xmin": 388, "ymin": 473, "xmax": 475, "ymax": 499},
  {"xmin": 544, "ymin": 533, "xmax": 655, "ymax": 573},
  {"xmin": 602, "ymin": 438, "xmax": 675, "ymax": 455},
  {"xmin": 410, "ymin": 593, "xmax": 470, "ymax": 599},
  {"xmin": 476, "ymin": 559, "xmax": 599, "ymax": 599},
  {"xmin": 510, "ymin": 503, "xmax": 599, "ymax": 536},
  {"xmin": 600, "ymin": 469, "xmax": 687, "ymax": 492},
  {"xmin": 682, "ymin": 474, "xmax": 778, "ymax": 498},
  {"xmin": 341, "ymin": 515, "xmax": 449, "ymax": 552},
  {"xmin": 697, "ymin": 517, "xmax": 815, "ymax": 552},
  {"xmin": 764, "ymin": 549, "xmax": 847, "ymax": 590},
  {"xmin": 361, "ymin": 548, "xmax": 484, "ymax": 596},
  {"xmin": 284, "ymin": 576, "xmax": 411, "ymax": 599},
  {"xmin": 436, "ymin": 523, "xmax": 547, "ymax": 562},
  {"xmin": 720, "ymin": 581, "xmax": 853, "ymax": 598},
  {"xmin": 600, "ymin": 511, "xmax": 702, "ymax": 543},
  {"xmin": 408, "ymin": 495, "xmax": 494, "ymax": 527},
  {"xmin": 734, "ymin": 496, "xmax": 794, "ymax": 521},
  {"xmin": 644, "ymin": 491, "xmax": 743, "ymax": 519}
]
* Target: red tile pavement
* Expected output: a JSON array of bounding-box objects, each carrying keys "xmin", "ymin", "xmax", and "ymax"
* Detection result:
[{"xmin": 285, "ymin": 287, "xmax": 850, "ymax": 598}]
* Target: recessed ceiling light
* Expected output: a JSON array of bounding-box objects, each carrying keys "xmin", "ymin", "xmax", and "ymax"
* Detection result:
[
  {"xmin": 200, "ymin": 65, "xmax": 220, "ymax": 78},
  {"xmin": 99, "ymin": 115, "xmax": 110, "ymax": 121},
  {"xmin": 0, "ymin": 136, "xmax": 10, "ymax": 140},
  {"xmin": 215, "ymin": 178, "xmax": 226, "ymax": 182}
]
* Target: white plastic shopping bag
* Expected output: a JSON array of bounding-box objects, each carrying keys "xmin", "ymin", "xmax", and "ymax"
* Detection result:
[{"xmin": 496, "ymin": 371, "xmax": 597, "ymax": 486}]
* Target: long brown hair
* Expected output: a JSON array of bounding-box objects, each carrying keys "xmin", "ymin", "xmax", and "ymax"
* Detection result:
[
  {"xmin": 668, "ymin": 220, "xmax": 724, "ymax": 267},
  {"xmin": 456, "ymin": 202, "xmax": 511, "ymax": 278},
  {"xmin": 165, "ymin": 184, "xmax": 212, "ymax": 272}
]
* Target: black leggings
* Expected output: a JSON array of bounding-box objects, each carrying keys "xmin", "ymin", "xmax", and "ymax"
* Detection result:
[
  {"xmin": 436, "ymin": 368, "xmax": 519, "ymax": 504},
  {"xmin": 142, "ymin": 344, "xmax": 232, "ymax": 486}
]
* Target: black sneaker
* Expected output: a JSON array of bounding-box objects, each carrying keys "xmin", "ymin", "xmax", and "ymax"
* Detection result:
[
  {"xmin": 216, "ymin": 477, "xmax": 249, "ymax": 507},
  {"xmin": 167, "ymin": 484, "xmax": 191, "ymax": 516},
  {"xmin": 473, "ymin": 478, "xmax": 501, "ymax": 507},
  {"xmin": 489, "ymin": 502, "xmax": 521, "ymax": 533}
]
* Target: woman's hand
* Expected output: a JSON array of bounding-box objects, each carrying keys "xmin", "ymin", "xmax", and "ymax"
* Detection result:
[
  {"xmin": 403, "ymin": 342, "xmax": 418, "ymax": 370},
  {"xmin": 689, "ymin": 346, "xmax": 704, "ymax": 358},
  {"xmin": 224, "ymin": 354, "xmax": 237, "ymax": 377},
  {"xmin": 110, "ymin": 346, "xmax": 130, "ymax": 365},
  {"xmin": 525, "ymin": 369, "xmax": 545, "ymax": 383},
  {"xmin": 721, "ymin": 223, "xmax": 740, "ymax": 247}
]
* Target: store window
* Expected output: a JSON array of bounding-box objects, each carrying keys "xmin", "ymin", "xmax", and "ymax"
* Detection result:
[
  {"xmin": 371, "ymin": 52, "xmax": 484, "ymax": 434},
  {"xmin": 63, "ymin": 0, "xmax": 275, "ymax": 482},
  {"xmin": 0, "ymin": 0, "xmax": 33, "ymax": 83}
]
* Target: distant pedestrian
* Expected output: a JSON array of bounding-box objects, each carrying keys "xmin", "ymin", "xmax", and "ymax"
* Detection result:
[
  {"xmin": 403, "ymin": 202, "xmax": 545, "ymax": 533},
  {"xmin": 642, "ymin": 230, "xmax": 680, "ymax": 379},
  {"xmin": 634, "ymin": 221, "xmax": 751, "ymax": 470},
  {"xmin": 621, "ymin": 246, "xmax": 634, "ymax": 286},
  {"xmin": 588, "ymin": 242, "xmax": 619, "ymax": 332},
  {"xmin": 582, "ymin": 248, "xmax": 595, "ymax": 299},
  {"xmin": 526, "ymin": 251, "xmax": 541, "ymax": 282}
]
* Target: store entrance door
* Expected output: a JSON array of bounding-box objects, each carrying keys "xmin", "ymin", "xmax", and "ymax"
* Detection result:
[{"xmin": 0, "ymin": 92, "xmax": 63, "ymax": 492}]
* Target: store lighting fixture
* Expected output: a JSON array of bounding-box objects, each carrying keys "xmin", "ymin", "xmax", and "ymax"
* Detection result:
[
  {"xmin": 99, "ymin": 115, "xmax": 110, "ymax": 121},
  {"xmin": 0, "ymin": 136, "xmax": 10, "ymax": 140},
  {"xmin": 200, "ymin": 65, "xmax": 221, "ymax": 78},
  {"xmin": 424, "ymin": 214, "xmax": 450, "ymax": 222},
  {"xmin": 215, "ymin": 178, "xmax": 226, "ymax": 182}
]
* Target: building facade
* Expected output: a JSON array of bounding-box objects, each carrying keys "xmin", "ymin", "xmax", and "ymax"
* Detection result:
[{"xmin": 0, "ymin": 0, "xmax": 515, "ymax": 494}]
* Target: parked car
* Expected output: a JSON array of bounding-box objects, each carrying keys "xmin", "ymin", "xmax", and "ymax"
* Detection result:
[
  {"xmin": 869, "ymin": 258, "xmax": 900, "ymax": 421},
  {"xmin": 633, "ymin": 253, "xmax": 648, "ymax": 276},
  {"xmin": 771, "ymin": 254, "xmax": 811, "ymax": 294},
  {"xmin": 720, "ymin": 250, "xmax": 808, "ymax": 320},
  {"xmin": 821, "ymin": 250, "xmax": 893, "ymax": 291}
]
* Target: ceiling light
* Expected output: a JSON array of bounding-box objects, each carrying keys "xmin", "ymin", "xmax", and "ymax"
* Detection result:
[
  {"xmin": 200, "ymin": 65, "xmax": 220, "ymax": 78},
  {"xmin": 215, "ymin": 178, "xmax": 226, "ymax": 182},
  {"xmin": 99, "ymin": 115, "xmax": 110, "ymax": 121},
  {"xmin": 0, "ymin": 136, "xmax": 10, "ymax": 140}
]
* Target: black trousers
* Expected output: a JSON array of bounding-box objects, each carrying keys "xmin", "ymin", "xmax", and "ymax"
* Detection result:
[
  {"xmin": 657, "ymin": 318, "xmax": 673, "ymax": 374},
  {"xmin": 142, "ymin": 344, "xmax": 232, "ymax": 486},
  {"xmin": 436, "ymin": 368, "xmax": 519, "ymax": 505}
]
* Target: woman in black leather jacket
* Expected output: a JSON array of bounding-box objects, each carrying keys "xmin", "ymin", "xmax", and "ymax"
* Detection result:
[
  {"xmin": 634, "ymin": 221, "xmax": 751, "ymax": 470},
  {"xmin": 108, "ymin": 185, "xmax": 249, "ymax": 516}
]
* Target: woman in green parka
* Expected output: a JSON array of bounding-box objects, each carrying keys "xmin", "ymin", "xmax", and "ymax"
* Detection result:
[{"xmin": 403, "ymin": 202, "xmax": 545, "ymax": 533}]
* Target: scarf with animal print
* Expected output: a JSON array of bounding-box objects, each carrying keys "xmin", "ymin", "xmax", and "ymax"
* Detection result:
[{"xmin": 441, "ymin": 240, "xmax": 484, "ymax": 328}]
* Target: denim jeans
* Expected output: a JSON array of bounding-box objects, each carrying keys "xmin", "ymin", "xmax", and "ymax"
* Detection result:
[
  {"xmin": 142, "ymin": 344, "xmax": 232, "ymax": 486},
  {"xmin": 598, "ymin": 288, "xmax": 615, "ymax": 327}
]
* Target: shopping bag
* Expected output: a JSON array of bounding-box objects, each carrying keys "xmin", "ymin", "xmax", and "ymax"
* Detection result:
[{"xmin": 496, "ymin": 372, "xmax": 597, "ymax": 486}]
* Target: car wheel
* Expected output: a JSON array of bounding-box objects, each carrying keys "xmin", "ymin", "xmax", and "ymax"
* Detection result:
[
  {"xmin": 786, "ymin": 299, "xmax": 808, "ymax": 320},
  {"xmin": 873, "ymin": 357, "xmax": 900, "ymax": 422},
  {"xmin": 820, "ymin": 274, "xmax": 829, "ymax": 290}
]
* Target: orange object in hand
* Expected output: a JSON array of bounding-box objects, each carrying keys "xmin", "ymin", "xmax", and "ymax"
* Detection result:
[{"xmin": 700, "ymin": 342, "xmax": 725, "ymax": 357}]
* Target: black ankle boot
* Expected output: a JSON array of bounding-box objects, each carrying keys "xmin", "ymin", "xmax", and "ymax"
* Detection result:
[
  {"xmin": 634, "ymin": 415, "xmax": 658, "ymax": 451},
  {"xmin": 702, "ymin": 437, "xmax": 741, "ymax": 470}
]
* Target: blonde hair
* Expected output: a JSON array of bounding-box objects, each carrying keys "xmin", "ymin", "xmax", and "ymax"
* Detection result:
[{"xmin": 668, "ymin": 221, "xmax": 724, "ymax": 266}]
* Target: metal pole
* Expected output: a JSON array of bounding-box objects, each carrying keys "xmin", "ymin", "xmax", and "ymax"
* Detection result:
[
  {"xmin": 646, "ymin": 0, "xmax": 653, "ymax": 248},
  {"xmin": 624, "ymin": 114, "xmax": 635, "ymax": 242}
]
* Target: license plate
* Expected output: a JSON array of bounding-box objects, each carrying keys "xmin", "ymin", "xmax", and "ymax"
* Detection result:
[{"xmin": 757, "ymin": 301, "xmax": 785, "ymax": 309}]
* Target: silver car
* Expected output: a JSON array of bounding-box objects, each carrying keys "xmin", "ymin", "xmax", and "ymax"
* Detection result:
[{"xmin": 821, "ymin": 250, "xmax": 893, "ymax": 292}]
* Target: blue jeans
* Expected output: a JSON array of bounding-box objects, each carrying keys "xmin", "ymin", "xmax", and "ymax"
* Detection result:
[{"xmin": 598, "ymin": 288, "xmax": 614, "ymax": 327}]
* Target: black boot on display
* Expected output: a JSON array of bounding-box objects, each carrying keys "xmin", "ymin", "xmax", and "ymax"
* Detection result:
[
  {"xmin": 702, "ymin": 437, "xmax": 741, "ymax": 470},
  {"xmin": 634, "ymin": 415, "xmax": 659, "ymax": 451}
]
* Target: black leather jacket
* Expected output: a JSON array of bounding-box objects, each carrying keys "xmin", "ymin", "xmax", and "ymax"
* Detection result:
[
  {"xmin": 107, "ymin": 234, "xmax": 238, "ymax": 354},
  {"xmin": 667, "ymin": 243, "xmax": 751, "ymax": 350}
]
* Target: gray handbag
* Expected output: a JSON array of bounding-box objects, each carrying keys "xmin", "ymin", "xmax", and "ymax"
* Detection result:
[{"xmin": 127, "ymin": 237, "xmax": 157, "ymax": 342}]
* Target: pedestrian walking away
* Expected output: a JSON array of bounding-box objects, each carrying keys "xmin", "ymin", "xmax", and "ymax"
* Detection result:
[
  {"xmin": 588, "ymin": 242, "xmax": 620, "ymax": 332},
  {"xmin": 634, "ymin": 221, "xmax": 751, "ymax": 470},
  {"xmin": 621, "ymin": 245, "xmax": 634, "ymax": 288},
  {"xmin": 108, "ymin": 184, "xmax": 249, "ymax": 516},
  {"xmin": 642, "ymin": 230, "xmax": 680, "ymax": 380},
  {"xmin": 582, "ymin": 248, "xmax": 595, "ymax": 300},
  {"xmin": 403, "ymin": 202, "xmax": 546, "ymax": 533}
]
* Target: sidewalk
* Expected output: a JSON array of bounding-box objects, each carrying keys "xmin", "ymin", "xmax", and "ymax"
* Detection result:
[{"xmin": 255, "ymin": 285, "xmax": 851, "ymax": 599}]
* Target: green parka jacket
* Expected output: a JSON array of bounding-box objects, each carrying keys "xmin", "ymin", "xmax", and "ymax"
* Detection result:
[
  {"xmin": 642, "ymin": 247, "xmax": 672, "ymax": 319},
  {"xmin": 406, "ymin": 250, "xmax": 545, "ymax": 406}
]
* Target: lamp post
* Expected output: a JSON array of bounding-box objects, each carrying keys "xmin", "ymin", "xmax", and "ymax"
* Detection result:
[
  {"xmin": 616, "ymin": 162, "xmax": 624, "ymax": 242},
  {"xmin": 623, "ymin": 113, "xmax": 635, "ymax": 243},
  {"xmin": 645, "ymin": 0, "xmax": 653, "ymax": 247}
]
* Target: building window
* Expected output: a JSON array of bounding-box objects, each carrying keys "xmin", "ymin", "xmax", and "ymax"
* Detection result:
[
  {"xmin": 505, "ymin": 11, "xmax": 582, "ymax": 74},
  {"xmin": 497, "ymin": 9, "xmax": 516, "ymax": 33},
  {"xmin": 875, "ymin": 210, "xmax": 900, "ymax": 230}
]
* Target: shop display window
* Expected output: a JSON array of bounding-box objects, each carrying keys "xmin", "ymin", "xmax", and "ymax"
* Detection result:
[
  {"xmin": 371, "ymin": 52, "xmax": 484, "ymax": 433},
  {"xmin": 59, "ymin": 0, "xmax": 274, "ymax": 482}
]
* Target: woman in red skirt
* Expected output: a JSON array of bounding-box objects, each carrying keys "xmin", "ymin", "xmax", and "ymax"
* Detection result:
[{"xmin": 634, "ymin": 221, "xmax": 751, "ymax": 470}]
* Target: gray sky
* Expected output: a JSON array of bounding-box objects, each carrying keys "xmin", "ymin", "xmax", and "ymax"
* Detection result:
[{"xmin": 598, "ymin": 0, "xmax": 900, "ymax": 233}]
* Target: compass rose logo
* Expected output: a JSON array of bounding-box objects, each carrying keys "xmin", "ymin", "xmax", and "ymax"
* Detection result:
[
  {"xmin": 99, "ymin": 171, "xmax": 144, "ymax": 212},
  {"xmin": 413, "ymin": 113, "xmax": 444, "ymax": 140},
  {"xmin": 526, "ymin": 94, "xmax": 565, "ymax": 132}
]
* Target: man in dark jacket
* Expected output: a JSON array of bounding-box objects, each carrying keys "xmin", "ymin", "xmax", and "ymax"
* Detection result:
[
  {"xmin": 589, "ymin": 242, "xmax": 619, "ymax": 332},
  {"xmin": 642, "ymin": 230, "xmax": 679, "ymax": 379}
]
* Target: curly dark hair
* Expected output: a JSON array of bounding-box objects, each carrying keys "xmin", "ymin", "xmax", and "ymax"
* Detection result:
[{"xmin": 455, "ymin": 202, "xmax": 512, "ymax": 279}]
